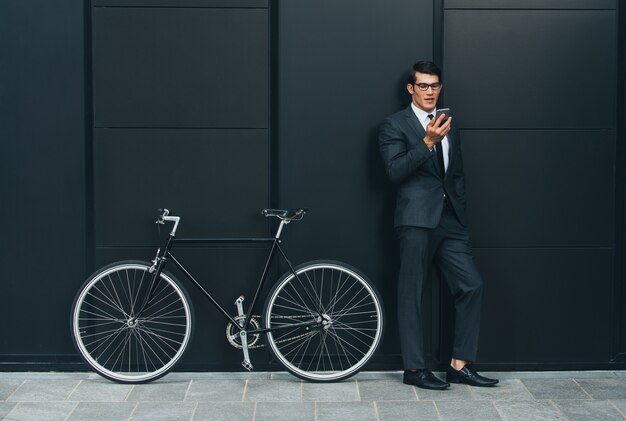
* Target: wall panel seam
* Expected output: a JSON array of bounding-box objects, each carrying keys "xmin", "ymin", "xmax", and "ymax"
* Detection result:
[
  {"xmin": 444, "ymin": 8, "xmax": 615, "ymax": 11},
  {"xmin": 93, "ymin": 6, "xmax": 268, "ymax": 9},
  {"xmin": 94, "ymin": 127, "xmax": 270, "ymax": 130},
  {"xmin": 458, "ymin": 128, "xmax": 616, "ymax": 131},
  {"xmin": 474, "ymin": 247, "xmax": 614, "ymax": 250}
]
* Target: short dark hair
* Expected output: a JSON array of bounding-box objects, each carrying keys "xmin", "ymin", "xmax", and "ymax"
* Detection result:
[{"xmin": 407, "ymin": 61, "xmax": 442, "ymax": 85}]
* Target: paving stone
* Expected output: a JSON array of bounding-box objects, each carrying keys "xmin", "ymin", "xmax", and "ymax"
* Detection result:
[
  {"xmin": 5, "ymin": 371, "xmax": 626, "ymax": 421},
  {"xmin": 244, "ymin": 379, "xmax": 302, "ymax": 402},
  {"xmin": 0, "ymin": 373, "xmax": 92, "ymax": 380},
  {"xmin": 375, "ymin": 401, "xmax": 439, "ymax": 421},
  {"xmin": 302, "ymin": 381, "xmax": 358, "ymax": 401},
  {"xmin": 493, "ymin": 371, "xmax": 617, "ymax": 380},
  {"xmin": 357, "ymin": 379, "xmax": 417, "ymax": 401},
  {"xmin": 553, "ymin": 399, "xmax": 625, "ymax": 421},
  {"xmin": 609, "ymin": 399, "xmax": 626, "ymax": 416},
  {"xmin": 494, "ymin": 400, "xmax": 566, "ymax": 421},
  {"xmin": 316, "ymin": 401, "xmax": 377, "ymax": 421},
  {"xmin": 185, "ymin": 380, "xmax": 245, "ymax": 401},
  {"xmin": 471, "ymin": 379, "xmax": 533, "ymax": 401},
  {"xmin": 4, "ymin": 402, "xmax": 78, "ymax": 421},
  {"xmin": 352, "ymin": 371, "xmax": 405, "ymax": 381},
  {"xmin": 575, "ymin": 378, "xmax": 626, "ymax": 399},
  {"xmin": 68, "ymin": 379, "xmax": 132, "ymax": 402},
  {"xmin": 255, "ymin": 401, "xmax": 315, "ymax": 421},
  {"xmin": 7, "ymin": 379, "xmax": 81, "ymax": 402},
  {"xmin": 269, "ymin": 372, "xmax": 301, "ymax": 380},
  {"xmin": 436, "ymin": 400, "xmax": 502, "ymax": 421},
  {"xmin": 193, "ymin": 402, "xmax": 255, "ymax": 421},
  {"xmin": 171, "ymin": 372, "xmax": 269, "ymax": 381},
  {"xmin": 0, "ymin": 402, "xmax": 17, "ymax": 418},
  {"xmin": 0, "ymin": 379, "xmax": 23, "ymax": 400},
  {"xmin": 126, "ymin": 380, "xmax": 190, "ymax": 401},
  {"xmin": 67, "ymin": 402, "xmax": 137, "ymax": 421},
  {"xmin": 130, "ymin": 401, "xmax": 195, "ymax": 421},
  {"xmin": 416, "ymin": 383, "xmax": 473, "ymax": 401},
  {"xmin": 522, "ymin": 379, "xmax": 590, "ymax": 400}
]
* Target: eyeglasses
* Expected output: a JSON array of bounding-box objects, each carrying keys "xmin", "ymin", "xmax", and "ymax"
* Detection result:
[{"xmin": 413, "ymin": 83, "xmax": 442, "ymax": 91}]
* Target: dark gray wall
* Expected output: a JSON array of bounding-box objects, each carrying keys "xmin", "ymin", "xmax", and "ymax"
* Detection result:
[
  {"xmin": 619, "ymin": 0, "xmax": 626, "ymax": 362},
  {"xmin": 277, "ymin": 0, "xmax": 434, "ymax": 366},
  {"xmin": 278, "ymin": 0, "xmax": 623, "ymax": 370},
  {"xmin": 441, "ymin": 0, "xmax": 618, "ymax": 367},
  {"xmin": 0, "ymin": 1, "xmax": 86, "ymax": 363},
  {"xmin": 1, "ymin": 0, "xmax": 624, "ymax": 371},
  {"xmin": 91, "ymin": 0, "xmax": 273, "ymax": 370}
]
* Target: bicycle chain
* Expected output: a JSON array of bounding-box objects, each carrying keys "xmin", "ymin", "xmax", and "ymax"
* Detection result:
[{"xmin": 227, "ymin": 314, "xmax": 318, "ymax": 349}]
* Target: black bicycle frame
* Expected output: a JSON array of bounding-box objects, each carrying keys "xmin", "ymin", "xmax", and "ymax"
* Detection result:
[{"xmin": 139, "ymin": 233, "xmax": 321, "ymax": 336}]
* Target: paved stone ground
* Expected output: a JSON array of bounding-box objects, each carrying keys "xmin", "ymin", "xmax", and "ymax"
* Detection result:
[{"xmin": 1, "ymin": 371, "xmax": 626, "ymax": 420}]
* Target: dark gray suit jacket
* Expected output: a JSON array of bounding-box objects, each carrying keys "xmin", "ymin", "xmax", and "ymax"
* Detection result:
[{"xmin": 379, "ymin": 105, "xmax": 468, "ymax": 228}]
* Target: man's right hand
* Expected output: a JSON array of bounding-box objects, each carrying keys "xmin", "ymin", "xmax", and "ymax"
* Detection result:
[{"xmin": 423, "ymin": 114, "xmax": 452, "ymax": 150}]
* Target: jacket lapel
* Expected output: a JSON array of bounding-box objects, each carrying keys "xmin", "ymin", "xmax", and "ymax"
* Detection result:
[{"xmin": 404, "ymin": 106, "xmax": 426, "ymax": 140}]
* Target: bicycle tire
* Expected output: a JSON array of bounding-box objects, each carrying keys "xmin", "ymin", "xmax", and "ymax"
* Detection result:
[
  {"xmin": 263, "ymin": 260, "xmax": 384, "ymax": 382},
  {"xmin": 71, "ymin": 260, "xmax": 194, "ymax": 384}
]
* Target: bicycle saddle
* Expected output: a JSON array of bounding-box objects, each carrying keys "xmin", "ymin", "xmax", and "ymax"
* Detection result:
[{"xmin": 261, "ymin": 208, "xmax": 308, "ymax": 220}]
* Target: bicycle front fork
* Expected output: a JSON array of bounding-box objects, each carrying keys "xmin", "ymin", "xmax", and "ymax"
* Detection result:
[{"xmin": 234, "ymin": 296, "xmax": 253, "ymax": 371}]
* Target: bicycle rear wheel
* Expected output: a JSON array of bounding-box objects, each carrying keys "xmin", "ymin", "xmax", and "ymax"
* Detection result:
[
  {"xmin": 263, "ymin": 260, "xmax": 384, "ymax": 382},
  {"xmin": 71, "ymin": 261, "xmax": 193, "ymax": 384}
]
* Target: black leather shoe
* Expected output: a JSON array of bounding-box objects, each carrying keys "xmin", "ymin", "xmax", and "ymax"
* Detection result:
[
  {"xmin": 403, "ymin": 369, "xmax": 450, "ymax": 390},
  {"xmin": 446, "ymin": 365, "xmax": 498, "ymax": 387}
]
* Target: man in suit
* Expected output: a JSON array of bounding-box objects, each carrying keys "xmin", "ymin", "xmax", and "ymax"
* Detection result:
[{"xmin": 378, "ymin": 61, "xmax": 498, "ymax": 390}]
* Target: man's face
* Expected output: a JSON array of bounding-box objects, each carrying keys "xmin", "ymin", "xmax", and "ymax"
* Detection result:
[{"xmin": 407, "ymin": 72, "xmax": 441, "ymax": 113}]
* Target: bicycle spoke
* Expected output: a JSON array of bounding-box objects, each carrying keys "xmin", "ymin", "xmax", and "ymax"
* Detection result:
[
  {"xmin": 326, "ymin": 330, "xmax": 360, "ymax": 366},
  {"xmin": 326, "ymin": 326, "xmax": 370, "ymax": 355},
  {"xmin": 85, "ymin": 287, "xmax": 127, "ymax": 319},
  {"xmin": 303, "ymin": 270, "xmax": 325, "ymax": 314},
  {"xmin": 109, "ymin": 329, "xmax": 134, "ymax": 374},
  {"xmin": 78, "ymin": 305, "xmax": 124, "ymax": 323},
  {"xmin": 130, "ymin": 269, "xmax": 147, "ymax": 317},
  {"xmin": 285, "ymin": 278, "xmax": 319, "ymax": 316},
  {"xmin": 330, "ymin": 289, "xmax": 374, "ymax": 318},
  {"xmin": 135, "ymin": 325, "xmax": 181, "ymax": 353}
]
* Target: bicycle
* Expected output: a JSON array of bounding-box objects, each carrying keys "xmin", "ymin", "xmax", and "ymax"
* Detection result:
[{"xmin": 71, "ymin": 208, "xmax": 384, "ymax": 384}]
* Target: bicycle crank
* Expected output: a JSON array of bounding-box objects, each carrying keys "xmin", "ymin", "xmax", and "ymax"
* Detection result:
[{"xmin": 225, "ymin": 315, "xmax": 262, "ymax": 349}]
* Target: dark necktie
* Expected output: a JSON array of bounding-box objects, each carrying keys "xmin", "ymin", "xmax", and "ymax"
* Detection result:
[{"xmin": 428, "ymin": 114, "xmax": 445, "ymax": 178}]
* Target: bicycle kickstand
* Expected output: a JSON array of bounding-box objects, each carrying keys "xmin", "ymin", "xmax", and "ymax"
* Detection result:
[{"xmin": 235, "ymin": 296, "xmax": 253, "ymax": 371}]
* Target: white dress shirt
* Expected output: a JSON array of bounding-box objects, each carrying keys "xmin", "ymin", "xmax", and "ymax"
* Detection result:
[{"xmin": 411, "ymin": 102, "xmax": 450, "ymax": 173}]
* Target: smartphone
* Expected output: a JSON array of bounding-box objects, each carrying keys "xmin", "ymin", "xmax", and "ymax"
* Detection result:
[{"xmin": 435, "ymin": 108, "xmax": 451, "ymax": 126}]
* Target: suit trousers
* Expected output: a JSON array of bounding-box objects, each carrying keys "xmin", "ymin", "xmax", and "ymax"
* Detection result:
[{"xmin": 396, "ymin": 207, "xmax": 484, "ymax": 370}]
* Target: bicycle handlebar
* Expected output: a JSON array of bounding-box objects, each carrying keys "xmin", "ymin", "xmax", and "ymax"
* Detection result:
[{"xmin": 156, "ymin": 208, "xmax": 180, "ymax": 236}]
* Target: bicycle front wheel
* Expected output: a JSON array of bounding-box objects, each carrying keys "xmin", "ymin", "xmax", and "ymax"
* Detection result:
[
  {"xmin": 263, "ymin": 260, "xmax": 384, "ymax": 382},
  {"xmin": 71, "ymin": 261, "xmax": 193, "ymax": 384}
]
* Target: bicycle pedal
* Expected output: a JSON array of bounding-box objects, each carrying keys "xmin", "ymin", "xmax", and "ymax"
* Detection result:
[{"xmin": 242, "ymin": 360, "xmax": 253, "ymax": 371}]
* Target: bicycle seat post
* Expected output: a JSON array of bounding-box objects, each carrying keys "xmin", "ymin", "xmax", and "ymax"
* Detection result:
[{"xmin": 275, "ymin": 219, "xmax": 289, "ymax": 239}]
